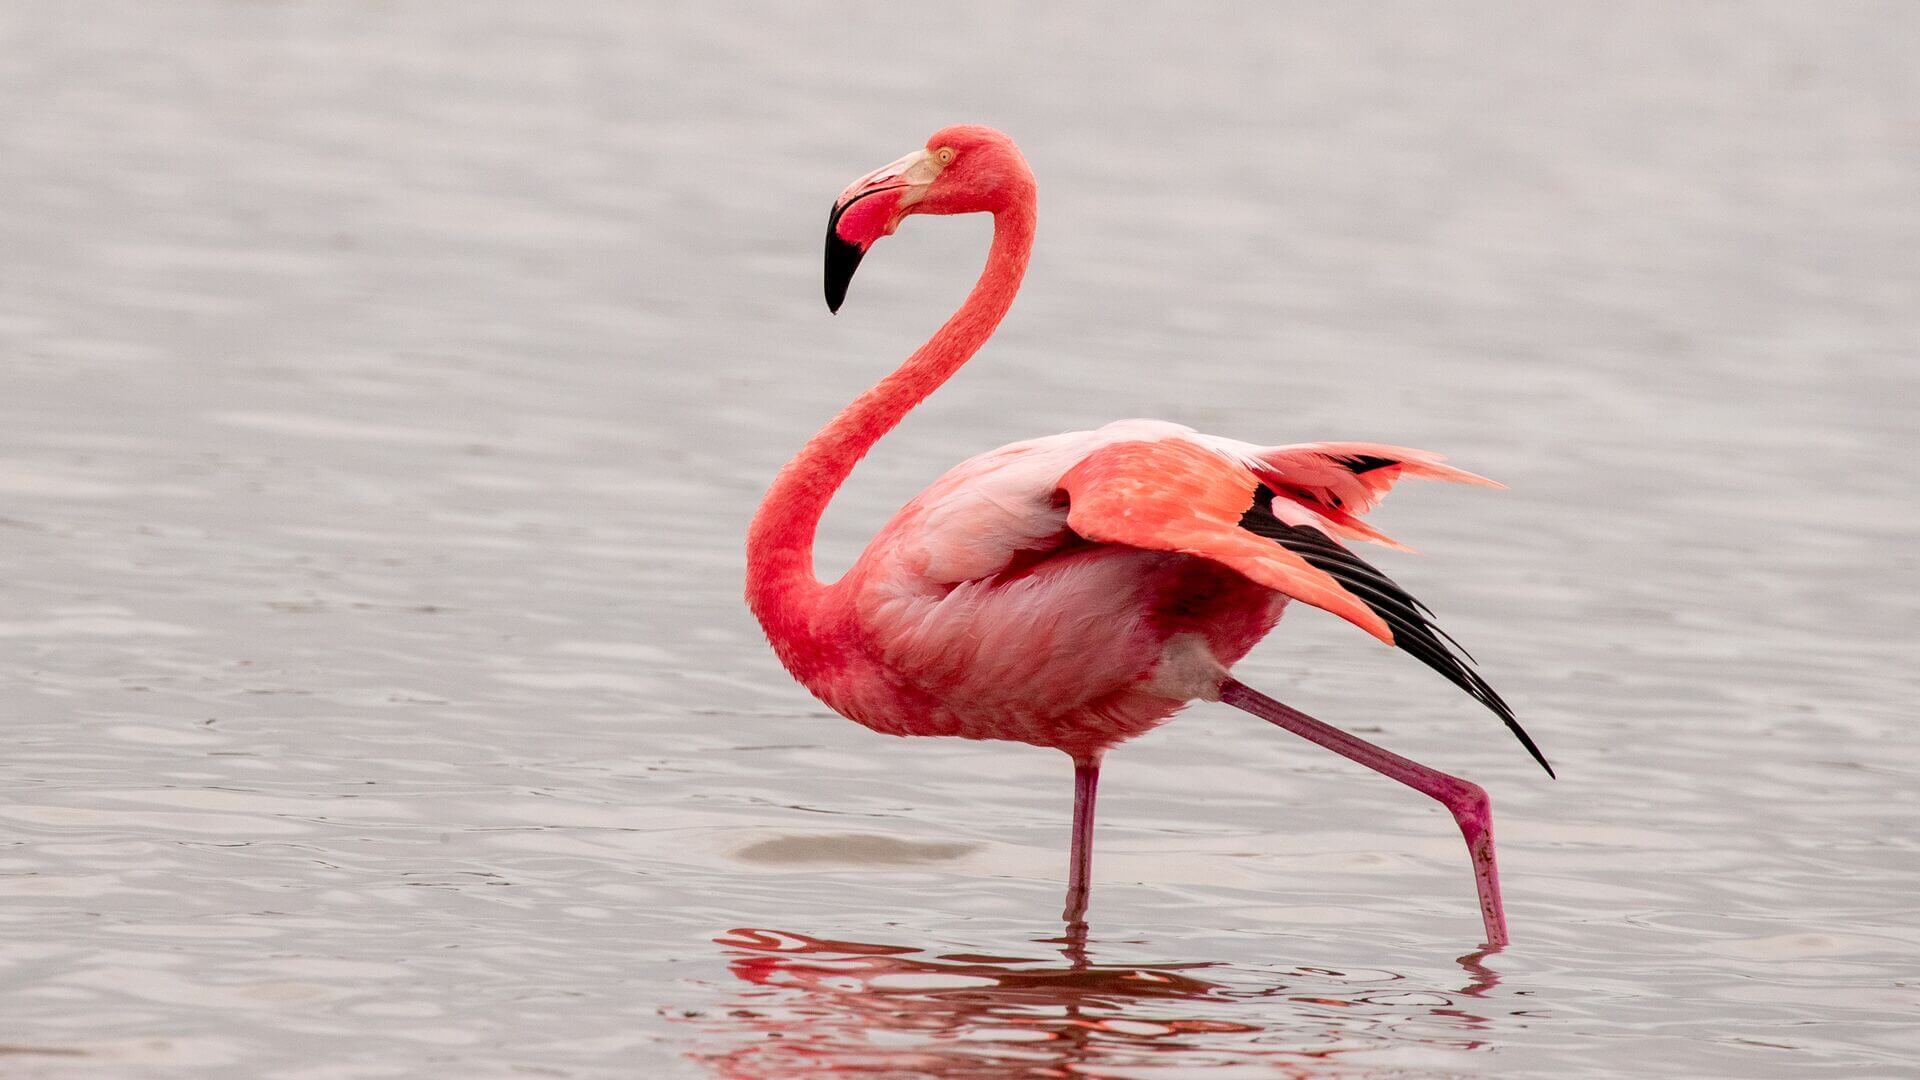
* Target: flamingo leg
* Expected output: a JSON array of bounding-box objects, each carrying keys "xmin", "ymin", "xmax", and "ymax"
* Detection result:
[
  {"xmin": 1062, "ymin": 756, "xmax": 1100, "ymax": 924},
  {"xmin": 1218, "ymin": 678, "xmax": 1509, "ymax": 947}
]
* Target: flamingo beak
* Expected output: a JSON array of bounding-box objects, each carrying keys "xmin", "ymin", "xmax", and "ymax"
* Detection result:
[{"xmin": 825, "ymin": 149, "xmax": 941, "ymax": 313}]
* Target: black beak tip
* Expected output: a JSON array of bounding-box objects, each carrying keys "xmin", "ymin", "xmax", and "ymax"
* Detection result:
[{"xmin": 824, "ymin": 209, "xmax": 865, "ymax": 315}]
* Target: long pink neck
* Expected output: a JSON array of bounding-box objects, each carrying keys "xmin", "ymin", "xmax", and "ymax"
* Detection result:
[{"xmin": 746, "ymin": 200, "xmax": 1036, "ymax": 662}]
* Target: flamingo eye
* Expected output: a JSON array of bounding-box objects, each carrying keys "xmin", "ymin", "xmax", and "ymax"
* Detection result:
[{"xmin": 934, "ymin": 147, "xmax": 956, "ymax": 166}]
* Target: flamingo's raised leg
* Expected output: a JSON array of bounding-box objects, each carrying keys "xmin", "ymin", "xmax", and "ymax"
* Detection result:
[
  {"xmin": 1219, "ymin": 679, "xmax": 1509, "ymax": 946},
  {"xmin": 1062, "ymin": 756, "xmax": 1100, "ymax": 924}
]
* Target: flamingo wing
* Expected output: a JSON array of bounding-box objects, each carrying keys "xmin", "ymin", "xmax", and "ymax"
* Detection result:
[
  {"xmin": 1061, "ymin": 436, "xmax": 1552, "ymax": 775},
  {"xmin": 1058, "ymin": 438, "xmax": 1394, "ymax": 642}
]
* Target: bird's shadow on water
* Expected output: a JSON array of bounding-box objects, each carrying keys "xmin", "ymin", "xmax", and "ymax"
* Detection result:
[{"xmin": 684, "ymin": 921, "xmax": 1509, "ymax": 1078}]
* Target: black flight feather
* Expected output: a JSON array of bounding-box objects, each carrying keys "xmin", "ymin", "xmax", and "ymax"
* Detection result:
[{"xmin": 1238, "ymin": 485, "xmax": 1554, "ymax": 777}]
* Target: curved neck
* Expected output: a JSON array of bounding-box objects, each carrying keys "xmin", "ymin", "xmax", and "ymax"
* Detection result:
[{"xmin": 747, "ymin": 201, "xmax": 1036, "ymax": 654}]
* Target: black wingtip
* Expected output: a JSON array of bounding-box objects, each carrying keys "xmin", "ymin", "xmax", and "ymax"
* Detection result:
[
  {"xmin": 1467, "ymin": 672, "xmax": 1556, "ymax": 778},
  {"xmin": 1505, "ymin": 712, "xmax": 1556, "ymax": 778},
  {"xmin": 1239, "ymin": 486, "xmax": 1555, "ymax": 777},
  {"xmin": 1436, "ymin": 652, "xmax": 1556, "ymax": 778},
  {"xmin": 1459, "ymin": 670, "xmax": 1554, "ymax": 778}
]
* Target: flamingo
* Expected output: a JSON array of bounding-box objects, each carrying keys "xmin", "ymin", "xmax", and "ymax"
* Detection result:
[{"xmin": 745, "ymin": 125, "xmax": 1551, "ymax": 946}]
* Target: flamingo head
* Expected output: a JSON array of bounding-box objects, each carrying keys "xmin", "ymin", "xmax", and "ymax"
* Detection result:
[{"xmin": 824, "ymin": 125, "xmax": 1034, "ymax": 313}]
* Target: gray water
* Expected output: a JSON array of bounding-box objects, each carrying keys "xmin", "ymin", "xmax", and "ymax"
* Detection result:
[{"xmin": 4, "ymin": 3, "xmax": 1918, "ymax": 1077}]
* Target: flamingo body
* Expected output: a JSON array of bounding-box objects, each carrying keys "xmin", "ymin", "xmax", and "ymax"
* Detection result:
[
  {"xmin": 790, "ymin": 418, "xmax": 1508, "ymax": 761},
  {"xmin": 806, "ymin": 421, "xmax": 1286, "ymax": 758}
]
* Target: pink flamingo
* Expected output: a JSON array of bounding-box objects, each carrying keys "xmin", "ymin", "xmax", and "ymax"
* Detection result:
[{"xmin": 746, "ymin": 125, "xmax": 1551, "ymax": 946}]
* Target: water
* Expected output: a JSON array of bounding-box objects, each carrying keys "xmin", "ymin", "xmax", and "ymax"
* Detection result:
[{"xmin": 3, "ymin": 3, "xmax": 1918, "ymax": 1076}]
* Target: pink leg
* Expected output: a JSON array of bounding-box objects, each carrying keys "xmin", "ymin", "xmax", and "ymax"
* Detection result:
[
  {"xmin": 1062, "ymin": 756, "xmax": 1100, "ymax": 924},
  {"xmin": 1219, "ymin": 679, "xmax": 1509, "ymax": 947}
]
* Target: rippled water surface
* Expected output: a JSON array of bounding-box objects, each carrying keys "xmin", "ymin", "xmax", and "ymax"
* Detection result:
[{"xmin": 4, "ymin": 3, "xmax": 1919, "ymax": 1077}]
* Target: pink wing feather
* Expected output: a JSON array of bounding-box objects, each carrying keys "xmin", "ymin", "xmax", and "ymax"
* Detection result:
[
  {"xmin": 1245, "ymin": 442, "xmax": 1503, "ymax": 552},
  {"xmin": 1058, "ymin": 438, "xmax": 1395, "ymax": 643}
]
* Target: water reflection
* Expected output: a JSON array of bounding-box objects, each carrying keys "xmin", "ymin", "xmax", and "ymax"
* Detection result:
[{"xmin": 694, "ymin": 925, "xmax": 1503, "ymax": 1077}]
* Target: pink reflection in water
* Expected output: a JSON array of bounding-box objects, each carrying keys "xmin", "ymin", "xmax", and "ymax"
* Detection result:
[{"xmin": 690, "ymin": 926, "xmax": 1502, "ymax": 1078}]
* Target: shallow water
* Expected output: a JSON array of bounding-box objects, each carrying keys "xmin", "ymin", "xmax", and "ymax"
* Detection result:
[{"xmin": 4, "ymin": 3, "xmax": 1919, "ymax": 1077}]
